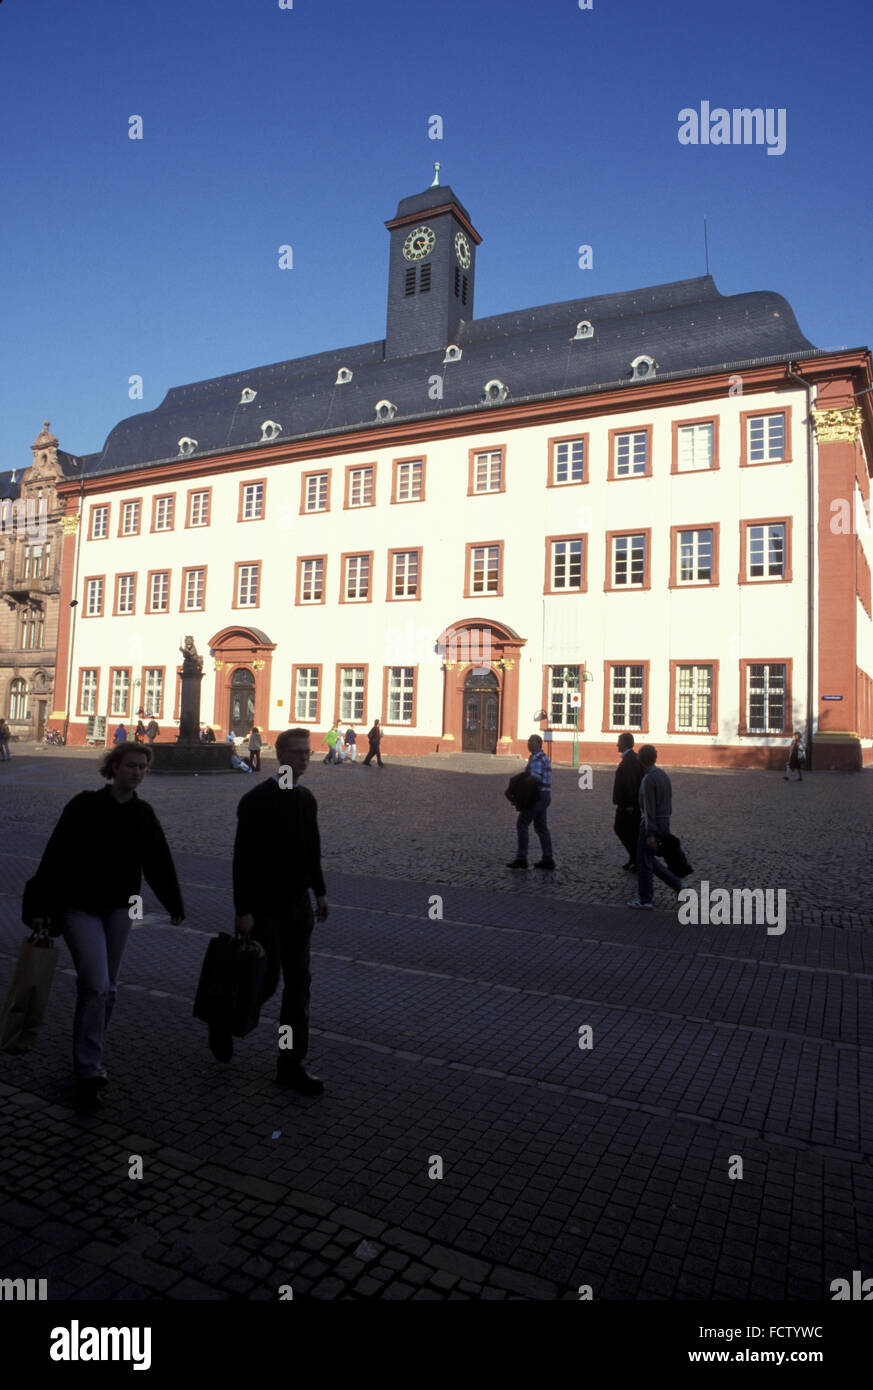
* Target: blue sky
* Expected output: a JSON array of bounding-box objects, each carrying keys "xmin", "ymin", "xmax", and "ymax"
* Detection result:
[{"xmin": 1, "ymin": 0, "xmax": 870, "ymax": 468}]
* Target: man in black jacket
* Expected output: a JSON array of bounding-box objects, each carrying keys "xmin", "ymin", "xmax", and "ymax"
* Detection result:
[
  {"xmin": 227, "ymin": 728, "xmax": 329, "ymax": 1094},
  {"xmin": 612, "ymin": 733, "xmax": 643, "ymax": 871}
]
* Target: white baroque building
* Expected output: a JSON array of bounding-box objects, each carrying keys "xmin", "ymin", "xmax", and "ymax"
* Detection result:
[{"xmin": 39, "ymin": 182, "xmax": 873, "ymax": 768}]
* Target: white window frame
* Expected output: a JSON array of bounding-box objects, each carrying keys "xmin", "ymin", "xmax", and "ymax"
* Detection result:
[
  {"xmin": 300, "ymin": 558, "xmax": 324, "ymax": 603},
  {"xmin": 149, "ymin": 571, "xmax": 169, "ymax": 612},
  {"xmin": 121, "ymin": 500, "xmax": 140, "ymax": 535},
  {"xmin": 612, "ymin": 534, "xmax": 646, "ymax": 587},
  {"xmin": 294, "ymin": 667, "xmax": 319, "ymax": 721},
  {"xmin": 551, "ymin": 538, "xmax": 583, "ymax": 591},
  {"xmin": 237, "ymin": 563, "xmax": 260, "ymax": 607},
  {"xmin": 85, "ymin": 578, "xmax": 104, "ymax": 616},
  {"xmin": 117, "ymin": 574, "xmax": 135, "ymax": 614},
  {"xmin": 615, "ymin": 431, "xmax": 648, "ymax": 477},
  {"xmin": 348, "ymin": 468, "xmax": 374, "ymax": 508},
  {"xmin": 676, "ymin": 422, "xmax": 714, "ymax": 472},
  {"xmin": 81, "ymin": 669, "xmax": 98, "ymax": 716},
  {"xmin": 554, "ymin": 439, "xmax": 585, "ymax": 484},
  {"xmin": 675, "ymin": 665, "xmax": 713, "ymax": 732},
  {"xmin": 549, "ymin": 666, "xmax": 581, "ymax": 729},
  {"xmin": 184, "ymin": 569, "xmax": 205, "ymax": 611},
  {"xmin": 242, "ymin": 483, "xmax": 264, "ymax": 520},
  {"xmin": 189, "ymin": 491, "xmax": 210, "ymax": 527},
  {"xmin": 305, "ymin": 474, "xmax": 328, "ymax": 513},
  {"xmin": 387, "ymin": 667, "xmax": 415, "ymax": 724},
  {"xmin": 92, "ymin": 505, "xmax": 109, "ymax": 538},
  {"xmin": 339, "ymin": 667, "xmax": 365, "ymax": 722},
  {"xmin": 154, "ymin": 496, "xmax": 174, "ymax": 531},
  {"xmin": 143, "ymin": 669, "xmax": 163, "ymax": 718},
  {"xmin": 110, "ymin": 669, "xmax": 131, "ymax": 717},
  {"xmin": 610, "ymin": 664, "xmax": 645, "ymax": 730},
  {"xmin": 391, "ymin": 550, "xmax": 419, "ymax": 599},
  {"xmin": 471, "ymin": 545, "xmax": 500, "ymax": 594},
  {"xmin": 746, "ymin": 663, "xmax": 786, "ymax": 734},
  {"xmin": 396, "ymin": 459, "xmax": 423, "ymax": 501},
  {"xmin": 344, "ymin": 554, "xmax": 370, "ymax": 601},
  {"xmin": 678, "ymin": 529, "xmax": 714, "ymax": 585},
  {"xmin": 747, "ymin": 523, "xmax": 785, "ymax": 581},
  {"xmin": 747, "ymin": 413, "xmax": 786, "ymax": 463},
  {"xmin": 473, "ymin": 450, "xmax": 502, "ymax": 493}
]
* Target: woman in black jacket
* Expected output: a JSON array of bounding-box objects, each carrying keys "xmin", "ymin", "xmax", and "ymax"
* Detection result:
[{"xmin": 29, "ymin": 742, "xmax": 184, "ymax": 1110}]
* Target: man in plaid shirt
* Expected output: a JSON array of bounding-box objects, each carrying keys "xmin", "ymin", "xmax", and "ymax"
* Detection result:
[{"xmin": 507, "ymin": 734, "xmax": 555, "ymax": 870}]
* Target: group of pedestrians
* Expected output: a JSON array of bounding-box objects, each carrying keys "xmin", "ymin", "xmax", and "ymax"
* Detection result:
[
  {"xmin": 507, "ymin": 730, "xmax": 688, "ymax": 910},
  {"xmin": 113, "ymin": 720, "xmax": 159, "ymax": 746},
  {"xmin": 25, "ymin": 729, "xmax": 326, "ymax": 1111},
  {"xmin": 322, "ymin": 720, "xmax": 383, "ymax": 767}
]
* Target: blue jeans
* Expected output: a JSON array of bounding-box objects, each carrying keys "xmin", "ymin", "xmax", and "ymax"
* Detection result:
[
  {"xmin": 636, "ymin": 823, "xmax": 683, "ymax": 904},
  {"xmin": 517, "ymin": 790, "xmax": 553, "ymax": 861},
  {"xmin": 62, "ymin": 908, "xmax": 132, "ymax": 1078},
  {"xmin": 0, "ymin": 739, "xmax": 10, "ymax": 760}
]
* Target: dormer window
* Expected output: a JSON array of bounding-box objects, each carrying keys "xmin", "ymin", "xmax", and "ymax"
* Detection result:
[
  {"xmin": 483, "ymin": 379, "xmax": 508, "ymax": 404},
  {"xmin": 335, "ymin": 367, "xmax": 353, "ymax": 385},
  {"xmin": 260, "ymin": 421, "xmax": 282, "ymax": 442},
  {"xmin": 443, "ymin": 344, "xmax": 462, "ymax": 364},
  {"xmin": 573, "ymin": 321, "xmax": 594, "ymax": 340},
  {"xmin": 630, "ymin": 355, "xmax": 657, "ymax": 379},
  {"xmin": 239, "ymin": 388, "xmax": 257, "ymax": 404},
  {"xmin": 375, "ymin": 400, "xmax": 397, "ymax": 422},
  {"xmin": 178, "ymin": 437, "xmax": 198, "ymax": 457}
]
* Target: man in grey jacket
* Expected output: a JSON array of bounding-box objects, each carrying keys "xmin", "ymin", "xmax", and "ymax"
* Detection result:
[{"xmin": 628, "ymin": 744, "xmax": 685, "ymax": 909}]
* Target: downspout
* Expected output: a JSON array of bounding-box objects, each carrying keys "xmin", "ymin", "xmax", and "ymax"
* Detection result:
[
  {"xmin": 62, "ymin": 471, "xmax": 86, "ymax": 745},
  {"xmin": 786, "ymin": 365, "xmax": 816, "ymax": 770}
]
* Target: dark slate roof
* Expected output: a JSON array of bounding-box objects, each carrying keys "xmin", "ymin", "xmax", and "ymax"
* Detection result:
[
  {"xmin": 62, "ymin": 274, "xmax": 818, "ymax": 479},
  {"xmin": 392, "ymin": 185, "xmax": 473, "ymax": 223}
]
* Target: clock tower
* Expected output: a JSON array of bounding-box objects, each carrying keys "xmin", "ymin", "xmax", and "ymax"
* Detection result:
[{"xmin": 384, "ymin": 180, "xmax": 481, "ymax": 360}]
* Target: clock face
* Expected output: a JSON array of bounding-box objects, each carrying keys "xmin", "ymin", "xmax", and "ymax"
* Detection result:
[
  {"xmin": 402, "ymin": 225, "xmax": 436, "ymax": 261},
  {"xmin": 454, "ymin": 231, "xmax": 471, "ymax": 268}
]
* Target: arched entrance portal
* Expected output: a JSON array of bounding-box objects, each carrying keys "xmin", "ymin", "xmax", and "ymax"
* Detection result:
[
  {"xmin": 437, "ymin": 617, "xmax": 526, "ymax": 756},
  {"xmin": 229, "ymin": 668, "xmax": 255, "ymax": 736},
  {"xmin": 462, "ymin": 668, "xmax": 499, "ymax": 753}
]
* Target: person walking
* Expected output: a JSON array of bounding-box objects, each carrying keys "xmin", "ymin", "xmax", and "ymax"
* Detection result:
[
  {"xmin": 507, "ymin": 733, "xmax": 555, "ymax": 870},
  {"xmin": 146, "ymin": 719, "xmax": 159, "ymax": 745},
  {"xmin": 248, "ymin": 726, "xmax": 263, "ymax": 772},
  {"xmin": 26, "ymin": 742, "xmax": 185, "ymax": 1110},
  {"xmin": 784, "ymin": 732, "xmax": 806, "ymax": 782},
  {"xmin": 341, "ymin": 724, "xmax": 357, "ymax": 763},
  {"xmin": 613, "ymin": 733, "xmax": 643, "ymax": 871},
  {"xmin": 225, "ymin": 727, "xmax": 329, "ymax": 1095},
  {"xmin": 362, "ymin": 719, "xmax": 383, "ymax": 767},
  {"xmin": 628, "ymin": 744, "xmax": 685, "ymax": 909},
  {"xmin": 113, "ymin": 723, "xmax": 127, "ymax": 745},
  {"xmin": 321, "ymin": 722, "xmax": 340, "ymax": 765},
  {"xmin": 134, "ymin": 719, "xmax": 147, "ymax": 744},
  {"xmin": 0, "ymin": 718, "xmax": 11, "ymax": 761}
]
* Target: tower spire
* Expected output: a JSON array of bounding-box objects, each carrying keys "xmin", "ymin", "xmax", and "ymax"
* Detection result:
[{"xmin": 430, "ymin": 161, "xmax": 440, "ymax": 187}]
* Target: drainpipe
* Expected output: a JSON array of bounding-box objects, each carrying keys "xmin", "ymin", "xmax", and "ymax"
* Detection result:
[
  {"xmin": 62, "ymin": 471, "xmax": 86, "ymax": 745},
  {"xmin": 786, "ymin": 365, "xmax": 816, "ymax": 770}
]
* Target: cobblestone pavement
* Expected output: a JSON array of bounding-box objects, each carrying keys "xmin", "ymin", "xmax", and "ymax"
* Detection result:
[{"xmin": 0, "ymin": 752, "xmax": 871, "ymax": 1300}]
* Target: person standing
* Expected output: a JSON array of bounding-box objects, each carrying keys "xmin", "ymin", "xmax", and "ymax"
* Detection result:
[
  {"xmin": 784, "ymin": 732, "xmax": 806, "ymax": 782},
  {"xmin": 113, "ymin": 724, "xmax": 127, "ymax": 745},
  {"xmin": 612, "ymin": 733, "xmax": 643, "ymax": 871},
  {"xmin": 628, "ymin": 745, "xmax": 685, "ymax": 909},
  {"xmin": 248, "ymin": 726, "xmax": 263, "ymax": 772},
  {"xmin": 362, "ymin": 719, "xmax": 383, "ymax": 767},
  {"xmin": 341, "ymin": 724, "xmax": 357, "ymax": 763},
  {"xmin": 322, "ymin": 722, "xmax": 339, "ymax": 765},
  {"xmin": 227, "ymin": 727, "xmax": 329, "ymax": 1095},
  {"xmin": 146, "ymin": 719, "xmax": 159, "ymax": 745},
  {"xmin": 0, "ymin": 718, "xmax": 11, "ymax": 761},
  {"xmin": 134, "ymin": 719, "xmax": 147, "ymax": 744},
  {"xmin": 27, "ymin": 743, "xmax": 185, "ymax": 1110},
  {"xmin": 507, "ymin": 734, "xmax": 555, "ymax": 870}
]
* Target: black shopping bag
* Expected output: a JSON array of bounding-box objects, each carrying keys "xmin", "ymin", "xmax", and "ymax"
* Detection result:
[
  {"xmin": 0, "ymin": 932, "xmax": 58, "ymax": 1053},
  {"xmin": 193, "ymin": 932, "xmax": 268, "ymax": 1038},
  {"xmin": 505, "ymin": 771, "xmax": 540, "ymax": 810}
]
